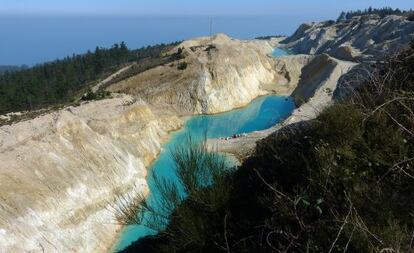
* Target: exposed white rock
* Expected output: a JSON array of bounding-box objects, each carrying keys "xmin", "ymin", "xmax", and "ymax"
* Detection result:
[
  {"xmin": 108, "ymin": 34, "xmax": 285, "ymax": 114},
  {"xmin": 282, "ymin": 15, "xmax": 414, "ymax": 61},
  {"xmin": 0, "ymin": 95, "xmax": 182, "ymax": 252}
]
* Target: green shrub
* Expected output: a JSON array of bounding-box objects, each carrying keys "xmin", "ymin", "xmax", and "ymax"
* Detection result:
[
  {"xmin": 121, "ymin": 43, "xmax": 414, "ymax": 253},
  {"xmin": 81, "ymin": 89, "xmax": 111, "ymax": 101},
  {"xmin": 177, "ymin": 62, "xmax": 188, "ymax": 70},
  {"xmin": 115, "ymin": 138, "xmax": 234, "ymax": 252}
]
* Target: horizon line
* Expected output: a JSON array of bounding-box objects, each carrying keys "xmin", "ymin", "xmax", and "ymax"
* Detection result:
[{"xmin": 0, "ymin": 10, "xmax": 339, "ymax": 18}]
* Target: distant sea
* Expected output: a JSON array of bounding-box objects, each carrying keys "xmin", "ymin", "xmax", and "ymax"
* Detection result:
[{"xmin": 0, "ymin": 15, "xmax": 330, "ymax": 66}]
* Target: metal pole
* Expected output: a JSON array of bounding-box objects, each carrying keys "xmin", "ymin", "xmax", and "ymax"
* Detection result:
[{"xmin": 210, "ymin": 17, "xmax": 213, "ymax": 44}]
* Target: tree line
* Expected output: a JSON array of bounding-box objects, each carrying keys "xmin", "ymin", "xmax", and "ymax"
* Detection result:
[
  {"xmin": 0, "ymin": 65, "xmax": 28, "ymax": 75},
  {"xmin": 337, "ymin": 7, "xmax": 413, "ymax": 22},
  {"xmin": 0, "ymin": 42, "xmax": 178, "ymax": 115}
]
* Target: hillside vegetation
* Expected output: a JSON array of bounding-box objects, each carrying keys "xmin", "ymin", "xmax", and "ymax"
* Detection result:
[
  {"xmin": 120, "ymin": 43, "xmax": 414, "ymax": 252},
  {"xmin": 0, "ymin": 42, "xmax": 179, "ymax": 115},
  {"xmin": 0, "ymin": 65, "xmax": 27, "ymax": 75},
  {"xmin": 337, "ymin": 7, "xmax": 413, "ymax": 21}
]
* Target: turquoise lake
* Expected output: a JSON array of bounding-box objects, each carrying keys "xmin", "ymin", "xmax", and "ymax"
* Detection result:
[
  {"xmin": 272, "ymin": 47, "xmax": 290, "ymax": 57},
  {"xmin": 113, "ymin": 95, "xmax": 295, "ymax": 251},
  {"xmin": 113, "ymin": 48, "xmax": 294, "ymax": 252}
]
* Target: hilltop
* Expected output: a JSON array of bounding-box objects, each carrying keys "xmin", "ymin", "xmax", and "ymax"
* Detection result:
[{"xmin": 282, "ymin": 13, "xmax": 414, "ymax": 61}]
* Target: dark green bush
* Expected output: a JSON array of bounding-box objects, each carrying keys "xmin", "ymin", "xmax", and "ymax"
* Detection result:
[
  {"xmin": 81, "ymin": 89, "xmax": 111, "ymax": 101},
  {"xmin": 177, "ymin": 62, "xmax": 188, "ymax": 70},
  {"xmin": 116, "ymin": 138, "xmax": 234, "ymax": 252},
  {"xmin": 121, "ymin": 43, "xmax": 414, "ymax": 253}
]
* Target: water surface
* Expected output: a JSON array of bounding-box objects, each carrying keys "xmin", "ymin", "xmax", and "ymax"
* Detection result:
[
  {"xmin": 113, "ymin": 95, "xmax": 295, "ymax": 251},
  {"xmin": 272, "ymin": 48, "xmax": 290, "ymax": 57}
]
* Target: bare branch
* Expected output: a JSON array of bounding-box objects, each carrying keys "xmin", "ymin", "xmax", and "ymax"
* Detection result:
[{"xmin": 328, "ymin": 199, "xmax": 353, "ymax": 253}]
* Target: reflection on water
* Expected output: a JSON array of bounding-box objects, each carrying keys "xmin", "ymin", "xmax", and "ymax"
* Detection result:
[{"xmin": 113, "ymin": 95, "xmax": 295, "ymax": 251}]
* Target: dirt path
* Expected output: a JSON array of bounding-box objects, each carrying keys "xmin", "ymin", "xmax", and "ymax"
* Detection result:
[{"xmin": 92, "ymin": 64, "xmax": 134, "ymax": 92}]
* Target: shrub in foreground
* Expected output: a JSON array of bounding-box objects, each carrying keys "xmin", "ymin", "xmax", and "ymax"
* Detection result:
[{"xmin": 120, "ymin": 43, "xmax": 414, "ymax": 253}]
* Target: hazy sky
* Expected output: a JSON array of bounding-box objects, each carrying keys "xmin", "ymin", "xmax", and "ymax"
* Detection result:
[
  {"xmin": 1, "ymin": 0, "xmax": 412, "ymax": 16},
  {"xmin": 1, "ymin": 0, "xmax": 412, "ymax": 65}
]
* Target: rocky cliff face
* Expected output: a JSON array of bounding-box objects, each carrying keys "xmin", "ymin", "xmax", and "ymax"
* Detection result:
[
  {"xmin": 108, "ymin": 34, "xmax": 285, "ymax": 114},
  {"xmin": 0, "ymin": 95, "xmax": 182, "ymax": 252},
  {"xmin": 282, "ymin": 14, "xmax": 414, "ymax": 61}
]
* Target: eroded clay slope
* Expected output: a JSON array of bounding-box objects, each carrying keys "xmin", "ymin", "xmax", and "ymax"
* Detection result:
[
  {"xmin": 283, "ymin": 15, "xmax": 414, "ymax": 61},
  {"xmin": 0, "ymin": 95, "xmax": 181, "ymax": 252},
  {"xmin": 108, "ymin": 34, "xmax": 286, "ymax": 114}
]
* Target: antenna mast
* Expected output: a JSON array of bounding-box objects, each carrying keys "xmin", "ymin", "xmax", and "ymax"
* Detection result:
[{"xmin": 209, "ymin": 17, "xmax": 213, "ymax": 44}]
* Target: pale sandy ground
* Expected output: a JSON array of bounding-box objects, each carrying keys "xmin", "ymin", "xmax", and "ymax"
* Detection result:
[{"xmin": 92, "ymin": 64, "xmax": 134, "ymax": 93}]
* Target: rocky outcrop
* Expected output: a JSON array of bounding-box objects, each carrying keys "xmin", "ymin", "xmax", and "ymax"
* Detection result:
[
  {"xmin": 108, "ymin": 34, "xmax": 285, "ymax": 114},
  {"xmin": 291, "ymin": 54, "xmax": 337, "ymax": 105},
  {"xmin": 282, "ymin": 14, "xmax": 414, "ymax": 61},
  {"xmin": 272, "ymin": 54, "xmax": 313, "ymax": 94},
  {"xmin": 0, "ymin": 95, "xmax": 181, "ymax": 252}
]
